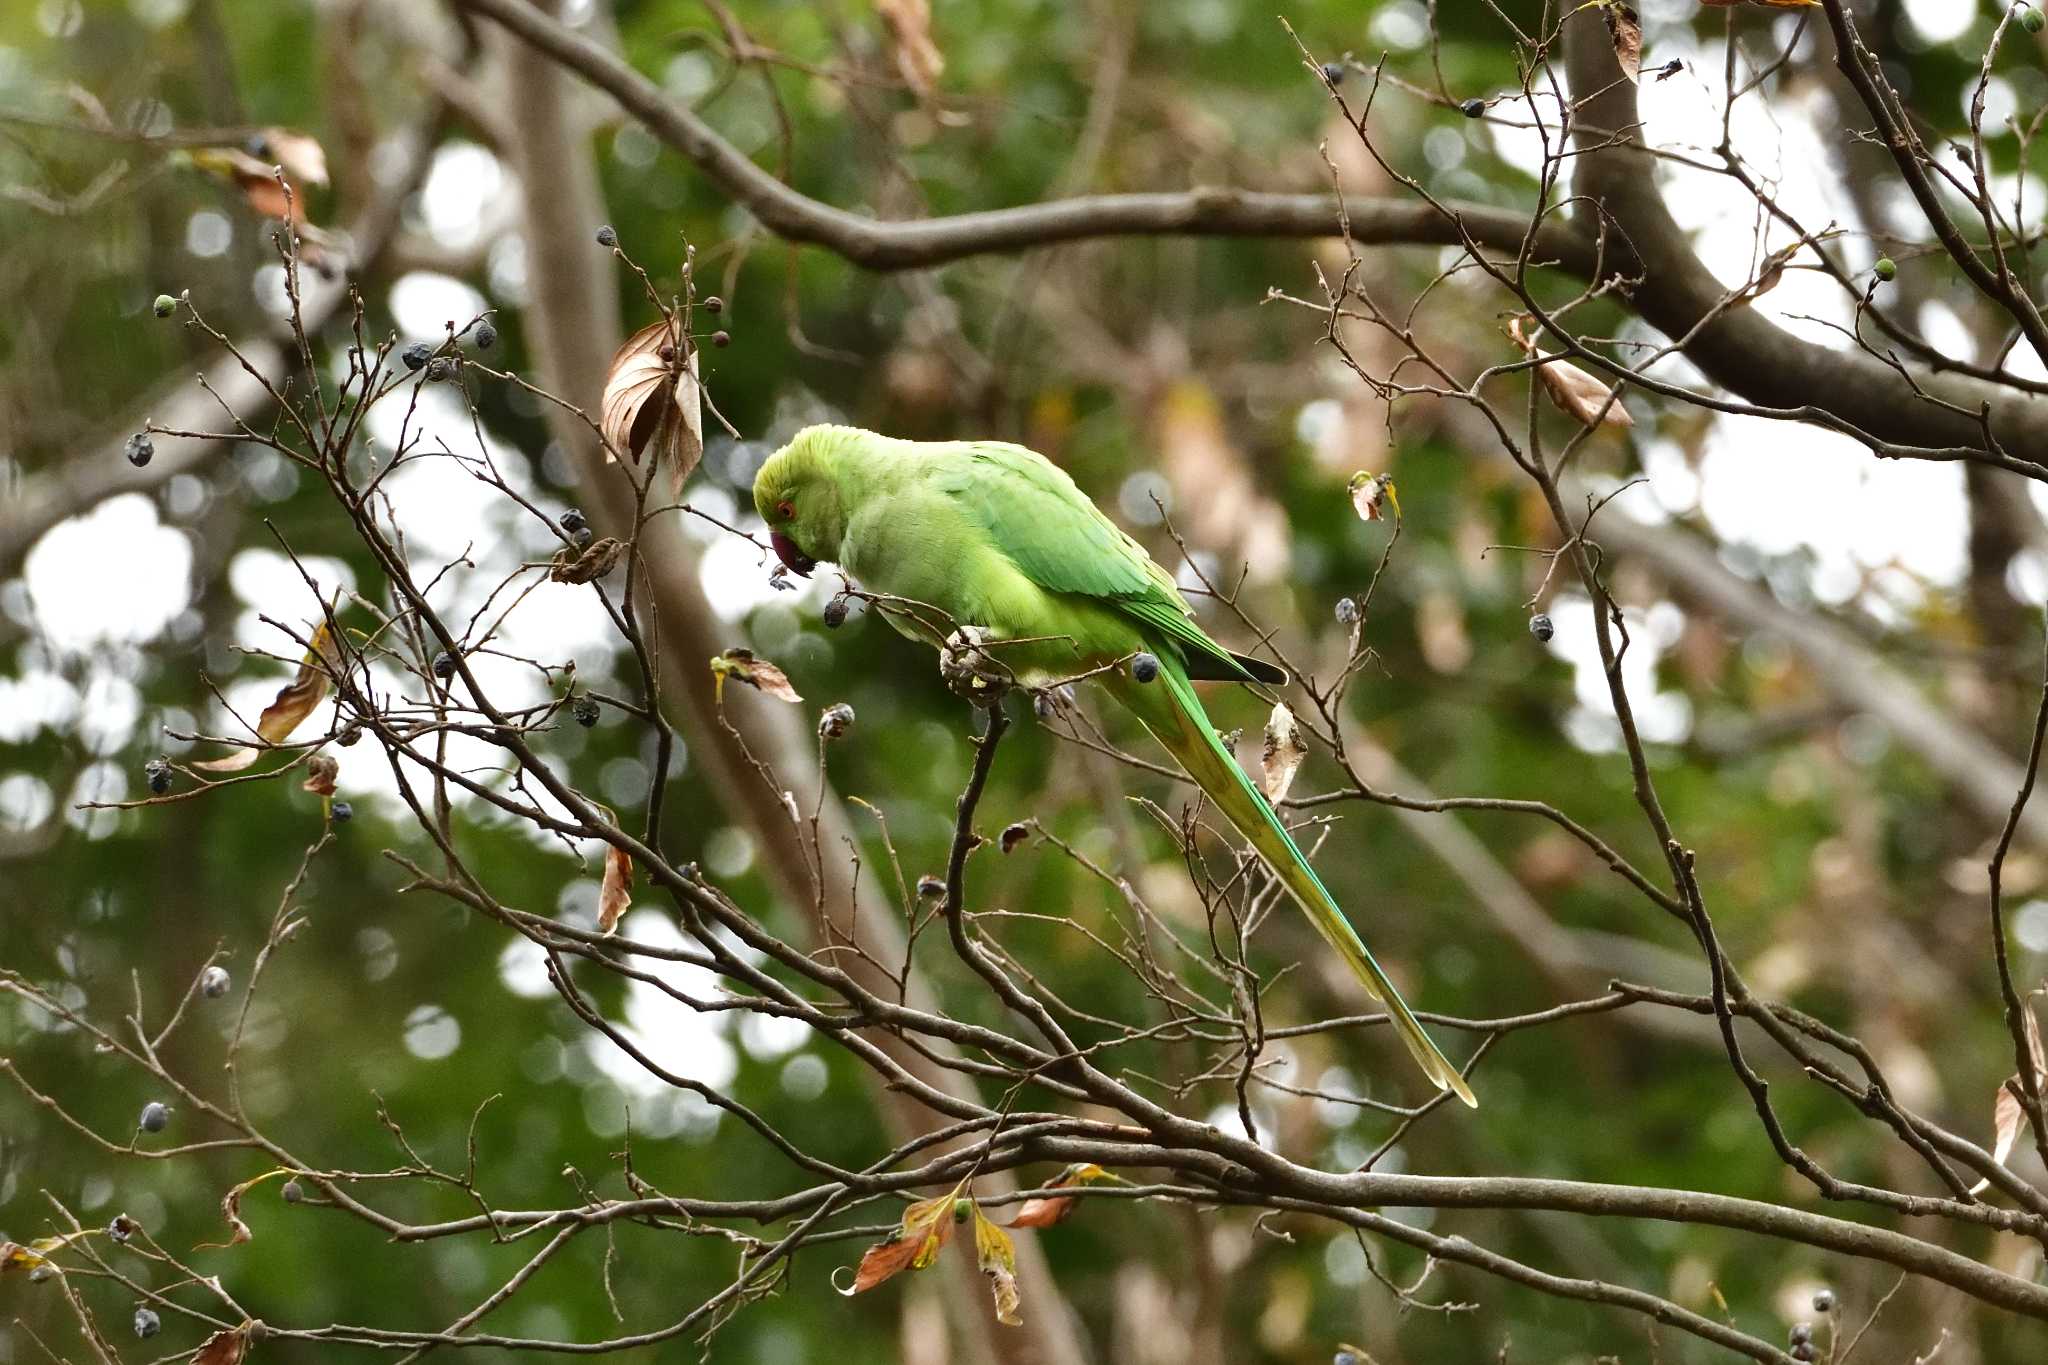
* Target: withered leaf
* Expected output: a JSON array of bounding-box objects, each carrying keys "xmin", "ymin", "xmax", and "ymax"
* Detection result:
[
  {"xmin": 971, "ymin": 1202, "xmax": 1021, "ymax": 1327},
  {"xmin": 601, "ymin": 317, "xmax": 703, "ymax": 496},
  {"xmin": 1008, "ymin": 1163, "xmax": 1119, "ymax": 1229},
  {"xmin": 300, "ymin": 753, "xmax": 338, "ymax": 797},
  {"xmin": 1604, "ymin": 4, "xmax": 1642, "ymax": 84},
  {"xmin": 189, "ymin": 147, "xmax": 305, "ymax": 225},
  {"xmin": 0, "ymin": 1230, "xmax": 94, "ymax": 1275},
  {"xmin": 1508, "ymin": 318, "xmax": 1633, "ymax": 432},
  {"xmin": 252, "ymin": 128, "xmax": 328, "ymax": 188},
  {"xmin": 843, "ymin": 1186, "xmax": 962, "ymax": 1296},
  {"xmin": 710, "ymin": 648, "xmax": 803, "ymax": 704},
  {"xmin": 1971, "ymin": 999, "xmax": 2046, "ymax": 1194},
  {"xmin": 199, "ymin": 1170, "xmax": 290, "ymax": 1251},
  {"xmin": 1347, "ymin": 471, "xmax": 1398, "ymax": 523},
  {"xmin": 875, "ymin": 0, "xmax": 946, "ymax": 99},
  {"xmin": 196, "ymin": 622, "xmax": 338, "ymax": 772},
  {"xmin": 1260, "ymin": 703, "xmax": 1309, "ymax": 804},
  {"xmin": 193, "ymin": 1323, "xmax": 251, "ymax": 1365},
  {"xmin": 598, "ymin": 843, "xmax": 633, "ymax": 936},
  {"xmin": 549, "ymin": 536, "xmax": 628, "ymax": 585}
]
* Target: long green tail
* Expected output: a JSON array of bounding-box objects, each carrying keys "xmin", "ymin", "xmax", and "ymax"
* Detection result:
[{"xmin": 1107, "ymin": 658, "xmax": 1477, "ymax": 1107}]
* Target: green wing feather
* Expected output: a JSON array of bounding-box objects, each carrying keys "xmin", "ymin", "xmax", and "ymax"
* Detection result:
[{"xmin": 933, "ymin": 443, "xmax": 1283, "ymax": 683}]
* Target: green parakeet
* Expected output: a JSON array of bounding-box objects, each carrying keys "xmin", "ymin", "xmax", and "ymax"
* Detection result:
[{"xmin": 753, "ymin": 425, "xmax": 1475, "ymax": 1106}]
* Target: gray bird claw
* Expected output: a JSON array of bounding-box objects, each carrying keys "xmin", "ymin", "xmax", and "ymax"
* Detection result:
[{"xmin": 941, "ymin": 625, "xmax": 1010, "ymax": 706}]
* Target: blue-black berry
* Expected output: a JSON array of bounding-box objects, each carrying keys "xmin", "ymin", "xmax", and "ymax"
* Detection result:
[
  {"xmin": 125, "ymin": 434, "xmax": 154, "ymax": 468},
  {"xmin": 152, "ymin": 294, "xmax": 177, "ymax": 318},
  {"xmin": 917, "ymin": 874, "xmax": 944, "ymax": 898},
  {"xmin": 134, "ymin": 1307, "xmax": 161, "ymax": 1339},
  {"xmin": 432, "ymin": 651, "xmax": 457, "ymax": 680},
  {"xmin": 560, "ymin": 507, "xmax": 588, "ymax": 535},
  {"xmin": 107, "ymin": 1214, "xmax": 138, "ymax": 1243},
  {"xmin": 281, "ymin": 1179, "xmax": 304, "ymax": 1203},
  {"xmin": 573, "ymin": 695, "xmax": 600, "ymax": 728},
  {"xmin": 330, "ymin": 800, "xmax": 353, "ymax": 824},
  {"xmin": 1321, "ymin": 62, "xmax": 1345, "ymax": 85},
  {"xmin": 474, "ymin": 321, "xmax": 497, "ymax": 350},
  {"xmin": 1460, "ymin": 97, "xmax": 1485, "ymax": 118},
  {"xmin": 596, "ymin": 225, "xmax": 618, "ymax": 247},
  {"xmin": 1529, "ymin": 613, "xmax": 1555, "ymax": 642},
  {"xmin": 711, "ymin": 329, "xmax": 731, "ymax": 348},
  {"xmin": 1790, "ymin": 1322, "xmax": 1812, "ymax": 1345},
  {"xmin": 819, "ymin": 702, "xmax": 855, "ymax": 739},
  {"xmin": 1812, "ymin": 1290, "xmax": 1835, "ymax": 1313},
  {"xmin": 1132, "ymin": 652, "xmax": 1160, "ymax": 683},
  {"xmin": 1791, "ymin": 1346, "xmax": 1815, "ymax": 1363},
  {"xmin": 144, "ymin": 757, "xmax": 172, "ymax": 795},
  {"xmin": 424, "ymin": 357, "xmax": 451, "ymax": 382},
  {"xmin": 823, "ymin": 598, "xmax": 849, "ymax": 629},
  {"xmin": 1335, "ymin": 597, "xmax": 1359, "ymax": 624},
  {"xmin": 201, "ymin": 965, "xmax": 230, "ymax": 998},
  {"xmin": 138, "ymin": 1101, "xmax": 170, "ymax": 1133},
  {"xmin": 572, "ymin": 525, "xmax": 594, "ymax": 550},
  {"xmin": 400, "ymin": 340, "xmax": 433, "ymax": 371},
  {"xmin": 703, "ymin": 296, "xmax": 723, "ymax": 314}
]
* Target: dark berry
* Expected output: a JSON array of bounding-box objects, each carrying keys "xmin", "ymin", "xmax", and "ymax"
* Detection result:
[
  {"xmin": 1790, "ymin": 1322, "xmax": 1812, "ymax": 1345},
  {"xmin": 330, "ymin": 800, "xmax": 353, "ymax": 824},
  {"xmin": 107, "ymin": 1213, "xmax": 138, "ymax": 1243},
  {"xmin": 1812, "ymin": 1290, "xmax": 1835, "ymax": 1313},
  {"xmin": 1321, "ymin": 62, "xmax": 1345, "ymax": 85},
  {"xmin": 596, "ymin": 225, "xmax": 618, "ymax": 247},
  {"xmin": 711, "ymin": 330, "xmax": 731, "ymax": 348},
  {"xmin": 560, "ymin": 507, "xmax": 588, "ymax": 534},
  {"xmin": 1460, "ymin": 97, "xmax": 1485, "ymax": 118},
  {"xmin": 138, "ymin": 1101, "xmax": 170, "ymax": 1133},
  {"xmin": 573, "ymin": 695, "xmax": 600, "ymax": 728},
  {"xmin": 400, "ymin": 340, "xmax": 433, "ymax": 371},
  {"xmin": 819, "ymin": 702, "xmax": 855, "ymax": 739},
  {"xmin": 1001, "ymin": 822, "xmax": 1029, "ymax": 853},
  {"xmin": 1132, "ymin": 652, "xmax": 1160, "ymax": 683},
  {"xmin": 1791, "ymin": 1346, "xmax": 1815, "ymax": 1363},
  {"xmin": 134, "ymin": 1307, "xmax": 161, "ymax": 1339},
  {"xmin": 474, "ymin": 321, "xmax": 497, "ymax": 350},
  {"xmin": 573, "ymin": 525, "xmax": 594, "ymax": 550},
  {"xmin": 1335, "ymin": 597, "xmax": 1359, "ymax": 624},
  {"xmin": 152, "ymin": 294, "xmax": 177, "ymax": 318},
  {"xmin": 200, "ymin": 965, "xmax": 230, "ymax": 998},
  {"xmin": 823, "ymin": 598, "xmax": 850, "ymax": 629},
  {"xmin": 1529, "ymin": 612, "xmax": 1555, "ymax": 642},
  {"xmin": 424, "ymin": 357, "xmax": 451, "ymax": 382},
  {"xmin": 917, "ymin": 874, "xmax": 944, "ymax": 898},
  {"xmin": 432, "ymin": 651, "xmax": 457, "ymax": 680},
  {"xmin": 703, "ymin": 296, "xmax": 724, "ymax": 314},
  {"xmin": 125, "ymin": 433, "xmax": 154, "ymax": 468},
  {"xmin": 336, "ymin": 724, "xmax": 362, "ymax": 747},
  {"xmin": 281, "ymin": 1179, "xmax": 304, "ymax": 1203},
  {"xmin": 1874, "ymin": 256, "xmax": 1897, "ymax": 282},
  {"xmin": 145, "ymin": 757, "xmax": 172, "ymax": 795},
  {"xmin": 1033, "ymin": 690, "xmax": 1060, "ymax": 721}
]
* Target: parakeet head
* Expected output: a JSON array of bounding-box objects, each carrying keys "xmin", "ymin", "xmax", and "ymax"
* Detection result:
[{"xmin": 753, "ymin": 425, "xmax": 856, "ymax": 577}]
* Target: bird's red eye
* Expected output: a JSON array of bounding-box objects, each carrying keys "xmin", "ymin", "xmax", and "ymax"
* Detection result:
[{"xmin": 775, "ymin": 499, "xmax": 795, "ymax": 521}]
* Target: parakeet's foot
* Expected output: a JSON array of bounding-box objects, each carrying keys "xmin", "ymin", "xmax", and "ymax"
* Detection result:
[{"xmin": 940, "ymin": 625, "xmax": 1011, "ymax": 705}]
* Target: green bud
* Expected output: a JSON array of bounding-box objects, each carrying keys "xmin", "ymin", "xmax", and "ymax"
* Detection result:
[
  {"xmin": 1873, "ymin": 257, "xmax": 1897, "ymax": 282},
  {"xmin": 2023, "ymin": 7, "xmax": 2045, "ymax": 34}
]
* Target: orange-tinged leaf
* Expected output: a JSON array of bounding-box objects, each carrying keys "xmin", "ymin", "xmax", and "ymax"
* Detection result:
[
  {"xmin": 252, "ymin": 128, "xmax": 328, "ymax": 188},
  {"xmin": 300, "ymin": 754, "xmax": 338, "ymax": 797},
  {"xmin": 598, "ymin": 844, "xmax": 633, "ymax": 935},
  {"xmin": 875, "ymin": 0, "xmax": 945, "ymax": 99},
  {"xmin": 843, "ymin": 1185, "xmax": 962, "ymax": 1295},
  {"xmin": 601, "ymin": 317, "xmax": 703, "ymax": 495},
  {"xmin": 1009, "ymin": 1163, "xmax": 1121, "ymax": 1228},
  {"xmin": 193, "ymin": 1323, "xmax": 251, "ymax": 1365},
  {"xmin": 710, "ymin": 648, "xmax": 803, "ymax": 704},
  {"xmin": 0, "ymin": 1230, "xmax": 95, "ymax": 1275},
  {"xmin": 195, "ymin": 622, "xmax": 338, "ymax": 772},
  {"xmin": 971, "ymin": 1203, "xmax": 1021, "ymax": 1326},
  {"xmin": 1260, "ymin": 703, "xmax": 1308, "ymax": 804},
  {"xmin": 1604, "ymin": 4, "xmax": 1642, "ymax": 84}
]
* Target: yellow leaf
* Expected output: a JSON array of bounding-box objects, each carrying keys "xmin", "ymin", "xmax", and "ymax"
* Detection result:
[
  {"xmin": 194, "ymin": 621, "xmax": 338, "ymax": 772},
  {"xmin": 971, "ymin": 1203, "xmax": 1022, "ymax": 1326},
  {"xmin": 844, "ymin": 1184, "xmax": 963, "ymax": 1295}
]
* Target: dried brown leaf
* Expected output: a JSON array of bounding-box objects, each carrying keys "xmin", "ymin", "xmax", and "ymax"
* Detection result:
[
  {"xmin": 193, "ymin": 1323, "xmax": 251, "ymax": 1365},
  {"xmin": 1260, "ymin": 703, "xmax": 1308, "ymax": 804},
  {"xmin": 548, "ymin": 536, "xmax": 628, "ymax": 585},
  {"xmin": 711, "ymin": 648, "xmax": 803, "ymax": 704},
  {"xmin": 971, "ymin": 1203, "xmax": 1021, "ymax": 1326},
  {"xmin": 1969, "ymin": 1000, "xmax": 2045, "ymax": 1193},
  {"xmin": 1509, "ymin": 318, "xmax": 1633, "ymax": 431},
  {"xmin": 601, "ymin": 317, "xmax": 703, "ymax": 495},
  {"xmin": 1604, "ymin": 4, "xmax": 1642, "ymax": 84},
  {"xmin": 198, "ymin": 1170, "xmax": 290, "ymax": 1250},
  {"xmin": 843, "ymin": 1187, "xmax": 961, "ymax": 1295},
  {"xmin": 255, "ymin": 128, "xmax": 328, "ymax": 188},
  {"xmin": 300, "ymin": 753, "xmax": 338, "ymax": 797},
  {"xmin": 196, "ymin": 622, "xmax": 338, "ymax": 772},
  {"xmin": 1008, "ymin": 1163, "xmax": 1117, "ymax": 1229},
  {"xmin": 598, "ymin": 844, "xmax": 633, "ymax": 936},
  {"xmin": 875, "ymin": 0, "xmax": 945, "ymax": 99}
]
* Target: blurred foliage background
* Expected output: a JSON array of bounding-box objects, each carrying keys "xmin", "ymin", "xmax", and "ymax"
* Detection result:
[{"xmin": 5, "ymin": 0, "xmax": 2048, "ymax": 1361}]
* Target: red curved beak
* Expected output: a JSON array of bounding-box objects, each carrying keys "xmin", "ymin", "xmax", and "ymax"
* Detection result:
[{"xmin": 770, "ymin": 530, "xmax": 816, "ymax": 578}]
